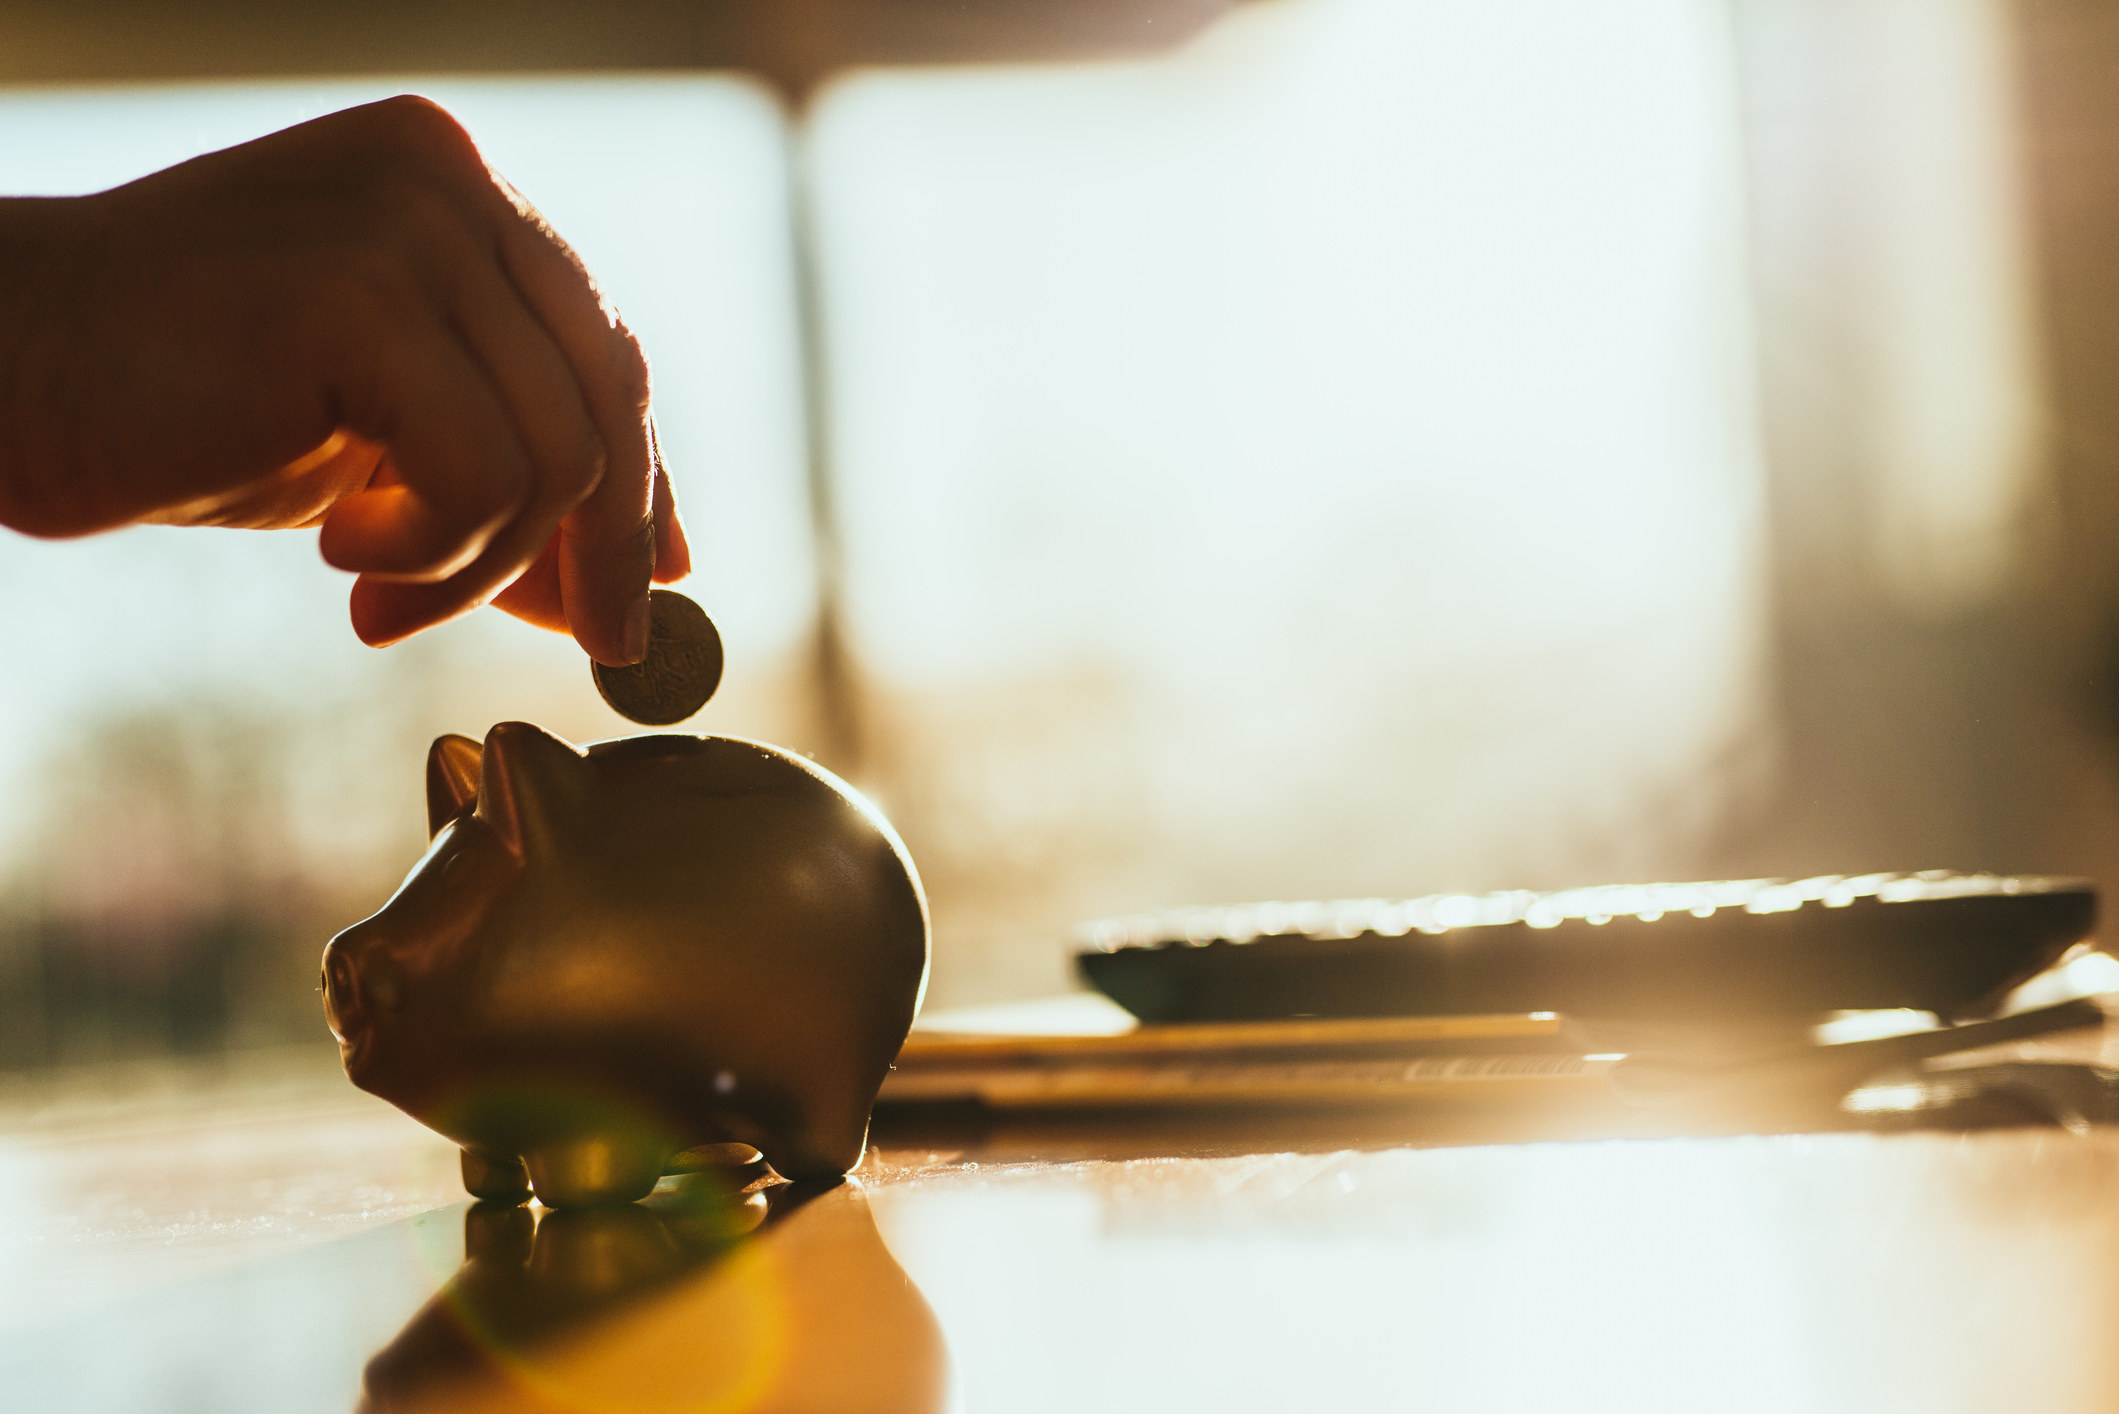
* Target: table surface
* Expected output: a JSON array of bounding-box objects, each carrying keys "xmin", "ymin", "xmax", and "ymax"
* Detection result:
[{"xmin": 8, "ymin": 1021, "xmax": 2119, "ymax": 1414}]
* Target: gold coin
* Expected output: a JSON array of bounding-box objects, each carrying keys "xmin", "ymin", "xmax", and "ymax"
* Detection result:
[{"xmin": 592, "ymin": 590, "xmax": 724, "ymax": 726}]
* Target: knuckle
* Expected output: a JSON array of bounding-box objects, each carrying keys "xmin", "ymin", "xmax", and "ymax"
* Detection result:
[
  {"xmin": 328, "ymin": 245, "xmax": 421, "ymax": 325},
  {"xmin": 371, "ymin": 95, "xmax": 477, "ymax": 157},
  {"xmin": 385, "ymin": 177, "xmax": 469, "ymax": 246},
  {"xmin": 352, "ymin": 97, "xmax": 493, "ymax": 198},
  {"xmin": 569, "ymin": 507, "xmax": 657, "ymax": 558},
  {"xmin": 523, "ymin": 417, "xmax": 606, "ymax": 519},
  {"xmin": 318, "ymin": 197, "xmax": 476, "ymax": 326},
  {"xmin": 380, "ymin": 187, "xmax": 485, "ymax": 294},
  {"xmin": 557, "ymin": 425, "xmax": 608, "ymax": 505}
]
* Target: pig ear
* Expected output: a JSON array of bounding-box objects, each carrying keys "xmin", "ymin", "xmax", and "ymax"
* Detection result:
[
  {"xmin": 477, "ymin": 721, "xmax": 585, "ymax": 859},
  {"xmin": 426, "ymin": 734, "xmax": 484, "ymax": 838}
]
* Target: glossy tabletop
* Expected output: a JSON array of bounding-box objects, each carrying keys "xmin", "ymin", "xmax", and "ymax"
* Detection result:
[{"xmin": 8, "ymin": 1032, "xmax": 2119, "ymax": 1413}]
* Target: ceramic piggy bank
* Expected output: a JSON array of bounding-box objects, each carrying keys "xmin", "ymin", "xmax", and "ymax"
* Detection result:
[{"xmin": 321, "ymin": 721, "xmax": 928, "ymax": 1208}]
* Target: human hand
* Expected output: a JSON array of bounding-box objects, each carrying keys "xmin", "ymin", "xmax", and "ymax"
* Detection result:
[{"xmin": 0, "ymin": 95, "xmax": 692, "ymax": 665}]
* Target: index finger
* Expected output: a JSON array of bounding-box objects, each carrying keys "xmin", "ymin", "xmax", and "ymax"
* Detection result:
[{"xmin": 491, "ymin": 186, "xmax": 660, "ymax": 665}]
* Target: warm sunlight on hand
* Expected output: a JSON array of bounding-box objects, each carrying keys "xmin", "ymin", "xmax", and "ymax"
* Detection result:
[{"xmin": 0, "ymin": 95, "xmax": 693, "ymax": 664}]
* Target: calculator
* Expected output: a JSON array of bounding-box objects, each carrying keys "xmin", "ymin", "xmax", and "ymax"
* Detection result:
[{"xmin": 1074, "ymin": 873, "xmax": 2098, "ymax": 1024}]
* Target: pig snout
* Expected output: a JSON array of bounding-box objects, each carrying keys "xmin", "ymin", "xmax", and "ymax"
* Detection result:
[{"xmin": 321, "ymin": 928, "xmax": 408, "ymax": 1046}]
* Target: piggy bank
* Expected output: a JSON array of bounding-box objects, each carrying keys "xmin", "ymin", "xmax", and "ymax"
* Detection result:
[{"xmin": 321, "ymin": 721, "xmax": 929, "ymax": 1208}]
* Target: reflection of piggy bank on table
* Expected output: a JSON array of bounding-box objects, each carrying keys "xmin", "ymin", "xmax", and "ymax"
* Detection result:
[
  {"xmin": 360, "ymin": 1181, "xmax": 948, "ymax": 1414},
  {"xmin": 321, "ymin": 721, "xmax": 928, "ymax": 1208}
]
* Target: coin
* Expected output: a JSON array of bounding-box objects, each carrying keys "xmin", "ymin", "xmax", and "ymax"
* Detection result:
[{"xmin": 592, "ymin": 590, "xmax": 725, "ymax": 726}]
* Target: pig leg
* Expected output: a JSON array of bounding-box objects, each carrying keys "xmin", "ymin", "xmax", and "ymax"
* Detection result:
[
  {"xmin": 762, "ymin": 1108, "xmax": 869, "ymax": 1182},
  {"xmin": 666, "ymin": 1142, "xmax": 769, "ymax": 1186},
  {"xmin": 460, "ymin": 1148, "xmax": 531, "ymax": 1204},
  {"xmin": 523, "ymin": 1133, "xmax": 669, "ymax": 1209}
]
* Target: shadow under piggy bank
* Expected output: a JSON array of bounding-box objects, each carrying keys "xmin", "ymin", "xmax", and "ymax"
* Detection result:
[
  {"xmin": 322, "ymin": 721, "xmax": 930, "ymax": 1207},
  {"xmin": 360, "ymin": 1179, "xmax": 947, "ymax": 1414}
]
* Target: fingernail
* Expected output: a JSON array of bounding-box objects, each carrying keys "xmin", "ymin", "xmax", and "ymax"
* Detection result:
[{"xmin": 622, "ymin": 594, "xmax": 652, "ymax": 664}]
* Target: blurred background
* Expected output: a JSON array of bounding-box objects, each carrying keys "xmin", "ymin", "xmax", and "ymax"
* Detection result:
[{"xmin": 2, "ymin": 0, "xmax": 2117, "ymax": 1071}]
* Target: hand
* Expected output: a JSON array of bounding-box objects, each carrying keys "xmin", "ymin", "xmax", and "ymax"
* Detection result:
[{"xmin": 0, "ymin": 95, "xmax": 692, "ymax": 665}]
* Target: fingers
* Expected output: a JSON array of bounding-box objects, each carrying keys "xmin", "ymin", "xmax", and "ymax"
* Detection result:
[
  {"xmin": 350, "ymin": 501, "xmax": 579, "ymax": 647},
  {"xmin": 361, "ymin": 179, "xmax": 669, "ymax": 663},
  {"xmin": 139, "ymin": 430, "xmax": 385, "ymax": 531},
  {"xmin": 270, "ymin": 99, "xmax": 686, "ymax": 657},
  {"xmin": 338, "ymin": 218, "xmax": 617, "ymax": 646},
  {"xmin": 490, "ymin": 190, "xmax": 660, "ymax": 665},
  {"xmin": 317, "ymin": 308, "xmax": 530, "ymax": 582},
  {"xmin": 561, "ymin": 505, "xmax": 656, "ymax": 665},
  {"xmin": 345, "ymin": 427, "xmax": 599, "ymax": 647},
  {"xmin": 492, "ymin": 534, "xmax": 566, "ymax": 632},
  {"xmin": 491, "ymin": 448, "xmax": 690, "ymax": 647},
  {"xmin": 377, "ymin": 258, "xmax": 613, "ymax": 637},
  {"xmin": 491, "ymin": 425, "xmax": 692, "ymax": 643},
  {"xmin": 556, "ymin": 353, "xmax": 656, "ymax": 664}
]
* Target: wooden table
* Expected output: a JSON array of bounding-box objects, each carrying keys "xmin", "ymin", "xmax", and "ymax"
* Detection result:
[{"xmin": 5, "ymin": 1032, "xmax": 2119, "ymax": 1413}]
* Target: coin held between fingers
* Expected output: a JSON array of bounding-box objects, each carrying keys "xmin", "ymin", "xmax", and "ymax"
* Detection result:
[{"xmin": 592, "ymin": 589, "xmax": 724, "ymax": 725}]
